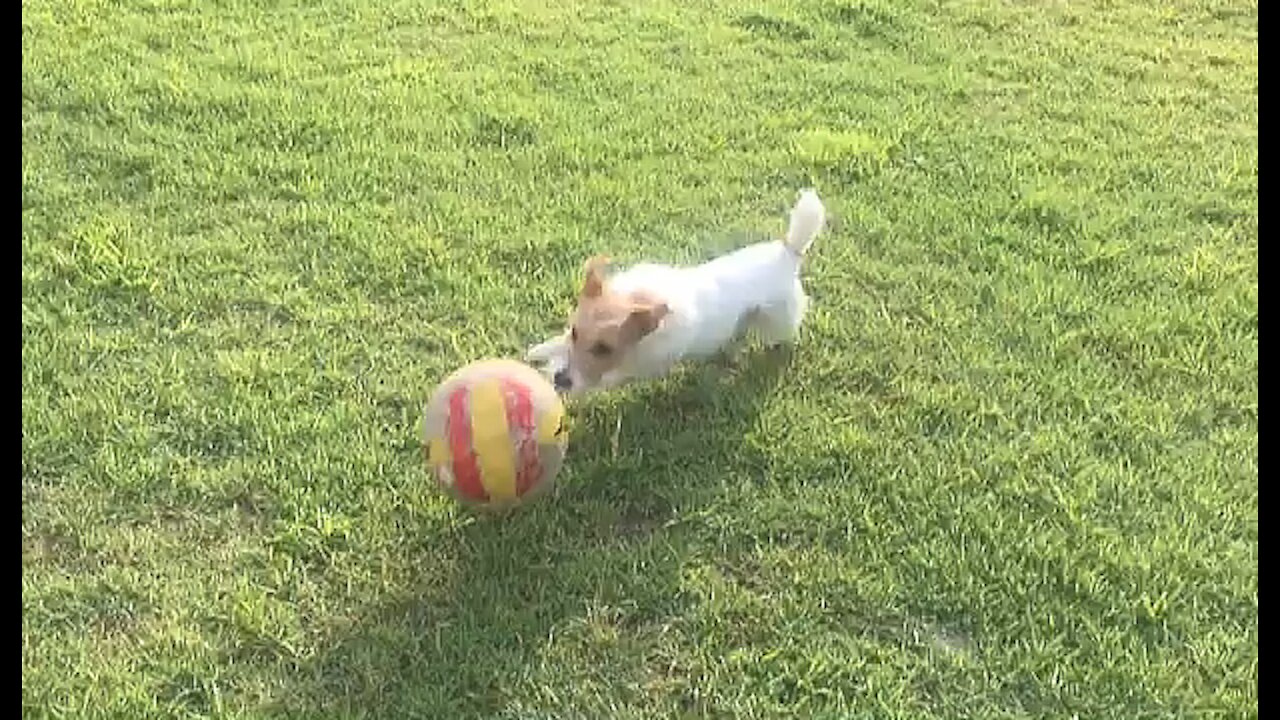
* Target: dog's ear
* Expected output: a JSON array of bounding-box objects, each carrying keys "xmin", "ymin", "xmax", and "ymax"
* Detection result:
[
  {"xmin": 625, "ymin": 300, "xmax": 669, "ymax": 337},
  {"xmin": 580, "ymin": 256, "xmax": 611, "ymax": 298}
]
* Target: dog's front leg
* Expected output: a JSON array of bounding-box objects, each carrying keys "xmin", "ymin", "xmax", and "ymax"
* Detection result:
[
  {"xmin": 526, "ymin": 332, "xmax": 572, "ymax": 392},
  {"xmin": 526, "ymin": 331, "xmax": 569, "ymax": 365}
]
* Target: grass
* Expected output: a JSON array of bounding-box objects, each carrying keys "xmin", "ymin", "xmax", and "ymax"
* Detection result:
[{"xmin": 21, "ymin": 0, "xmax": 1256, "ymax": 717}]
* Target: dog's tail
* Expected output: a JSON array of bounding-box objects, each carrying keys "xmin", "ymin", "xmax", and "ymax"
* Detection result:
[{"xmin": 782, "ymin": 189, "xmax": 826, "ymax": 256}]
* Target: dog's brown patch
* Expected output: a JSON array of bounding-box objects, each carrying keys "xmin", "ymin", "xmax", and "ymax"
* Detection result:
[{"xmin": 566, "ymin": 257, "xmax": 669, "ymax": 386}]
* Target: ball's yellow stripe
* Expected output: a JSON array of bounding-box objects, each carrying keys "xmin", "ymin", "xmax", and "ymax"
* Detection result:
[
  {"xmin": 469, "ymin": 379, "xmax": 517, "ymax": 502},
  {"xmin": 428, "ymin": 436, "xmax": 451, "ymax": 466},
  {"xmin": 537, "ymin": 402, "xmax": 565, "ymax": 445}
]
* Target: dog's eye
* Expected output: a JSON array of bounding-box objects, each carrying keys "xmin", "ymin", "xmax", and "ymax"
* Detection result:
[{"xmin": 590, "ymin": 342, "xmax": 612, "ymax": 357}]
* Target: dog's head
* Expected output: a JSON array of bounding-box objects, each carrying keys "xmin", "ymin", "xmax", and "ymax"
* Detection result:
[{"xmin": 553, "ymin": 256, "xmax": 669, "ymax": 393}]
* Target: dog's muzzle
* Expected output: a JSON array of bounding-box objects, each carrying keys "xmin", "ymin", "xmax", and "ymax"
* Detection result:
[{"xmin": 553, "ymin": 368, "xmax": 573, "ymax": 392}]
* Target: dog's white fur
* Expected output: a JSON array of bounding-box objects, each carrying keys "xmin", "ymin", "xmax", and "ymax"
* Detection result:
[{"xmin": 527, "ymin": 190, "xmax": 827, "ymax": 394}]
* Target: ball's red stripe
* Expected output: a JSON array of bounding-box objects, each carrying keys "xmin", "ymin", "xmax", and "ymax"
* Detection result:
[
  {"xmin": 447, "ymin": 386, "xmax": 487, "ymax": 501},
  {"xmin": 501, "ymin": 377, "xmax": 541, "ymax": 496}
]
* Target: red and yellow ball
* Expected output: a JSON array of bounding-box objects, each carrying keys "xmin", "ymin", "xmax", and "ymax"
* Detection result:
[{"xmin": 422, "ymin": 359, "xmax": 568, "ymax": 509}]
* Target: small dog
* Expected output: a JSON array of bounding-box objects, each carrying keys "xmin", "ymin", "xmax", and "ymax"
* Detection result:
[{"xmin": 527, "ymin": 190, "xmax": 827, "ymax": 395}]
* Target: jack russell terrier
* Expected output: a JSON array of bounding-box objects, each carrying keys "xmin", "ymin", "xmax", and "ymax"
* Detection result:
[{"xmin": 527, "ymin": 190, "xmax": 827, "ymax": 396}]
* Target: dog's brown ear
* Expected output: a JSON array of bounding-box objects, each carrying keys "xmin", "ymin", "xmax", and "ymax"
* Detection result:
[
  {"xmin": 626, "ymin": 300, "xmax": 670, "ymax": 337},
  {"xmin": 580, "ymin": 256, "xmax": 611, "ymax": 298}
]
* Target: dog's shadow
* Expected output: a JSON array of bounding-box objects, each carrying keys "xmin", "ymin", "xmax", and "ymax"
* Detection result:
[
  {"xmin": 561, "ymin": 345, "xmax": 794, "ymax": 508},
  {"xmin": 278, "ymin": 348, "xmax": 795, "ymax": 717}
]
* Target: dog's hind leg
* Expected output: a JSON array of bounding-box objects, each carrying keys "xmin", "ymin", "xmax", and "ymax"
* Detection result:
[{"xmin": 753, "ymin": 280, "xmax": 808, "ymax": 347}]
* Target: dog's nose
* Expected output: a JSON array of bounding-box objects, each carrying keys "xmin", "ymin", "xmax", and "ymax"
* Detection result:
[{"xmin": 553, "ymin": 369, "xmax": 572, "ymax": 392}]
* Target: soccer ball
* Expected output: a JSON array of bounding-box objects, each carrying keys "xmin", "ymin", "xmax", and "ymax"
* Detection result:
[{"xmin": 422, "ymin": 359, "xmax": 568, "ymax": 509}]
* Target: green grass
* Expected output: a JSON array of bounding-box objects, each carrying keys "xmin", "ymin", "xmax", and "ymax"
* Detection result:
[{"xmin": 22, "ymin": 0, "xmax": 1256, "ymax": 717}]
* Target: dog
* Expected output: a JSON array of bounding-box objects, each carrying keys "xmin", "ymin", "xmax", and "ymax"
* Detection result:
[{"xmin": 526, "ymin": 189, "xmax": 827, "ymax": 395}]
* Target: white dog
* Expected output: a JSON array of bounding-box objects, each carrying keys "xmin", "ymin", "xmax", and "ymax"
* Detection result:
[{"xmin": 526, "ymin": 190, "xmax": 827, "ymax": 395}]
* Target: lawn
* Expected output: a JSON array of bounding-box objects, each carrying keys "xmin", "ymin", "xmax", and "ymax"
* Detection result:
[{"xmin": 21, "ymin": 0, "xmax": 1257, "ymax": 718}]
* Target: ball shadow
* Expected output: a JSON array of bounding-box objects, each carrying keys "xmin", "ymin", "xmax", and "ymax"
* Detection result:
[{"xmin": 279, "ymin": 348, "xmax": 795, "ymax": 717}]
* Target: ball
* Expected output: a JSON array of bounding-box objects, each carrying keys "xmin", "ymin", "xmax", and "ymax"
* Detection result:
[{"xmin": 422, "ymin": 359, "xmax": 568, "ymax": 510}]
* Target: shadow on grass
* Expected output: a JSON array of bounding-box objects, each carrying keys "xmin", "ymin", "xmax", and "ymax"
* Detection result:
[{"xmin": 277, "ymin": 348, "xmax": 795, "ymax": 717}]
